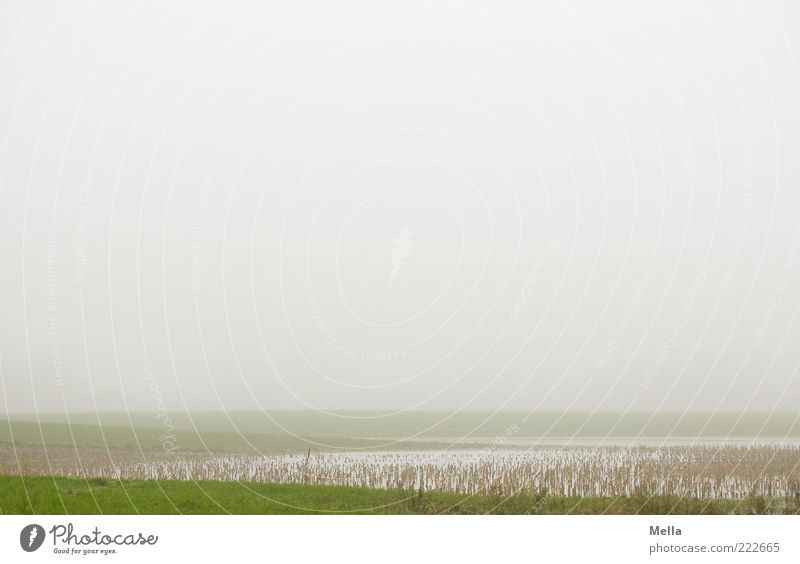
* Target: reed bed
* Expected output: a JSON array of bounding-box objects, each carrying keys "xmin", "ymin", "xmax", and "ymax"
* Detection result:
[{"xmin": 4, "ymin": 445, "xmax": 799, "ymax": 499}]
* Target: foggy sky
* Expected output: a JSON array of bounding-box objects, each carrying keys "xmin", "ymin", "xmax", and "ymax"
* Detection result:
[{"xmin": 1, "ymin": 0, "xmax": 799, "ymax": 414}]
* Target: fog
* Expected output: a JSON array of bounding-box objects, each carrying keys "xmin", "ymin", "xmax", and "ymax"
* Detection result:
[{"xmin": 1, "ymin": 0, "xmax": 799, "ymax": 415}]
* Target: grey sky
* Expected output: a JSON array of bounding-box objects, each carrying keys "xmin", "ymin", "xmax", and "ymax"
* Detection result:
[{"xmin": 1, "ymin": 0, "xmax": 799, "ymax": 414}]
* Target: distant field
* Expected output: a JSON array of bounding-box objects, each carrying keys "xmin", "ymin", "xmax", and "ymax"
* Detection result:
[
  {"xmin": 0, "ymin": 419, "xmax": 399, "ymax": 454},
  {"xmin": 4, "ymin": 412, "xmax": 800, "ymax": 453},
  {"xmin": 2, "ymin": 475, "xmax": 797, "ymax": 515}
]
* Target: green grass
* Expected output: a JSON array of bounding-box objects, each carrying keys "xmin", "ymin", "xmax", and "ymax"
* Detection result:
[{"xmin": 2, "ymin": 475, "xmax": 798, "ymax": 515}]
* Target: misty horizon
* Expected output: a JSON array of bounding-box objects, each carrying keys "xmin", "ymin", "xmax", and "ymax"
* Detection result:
[{"xmin": 1, "ymin": 1, "xmax": 799, "ymax": 416}]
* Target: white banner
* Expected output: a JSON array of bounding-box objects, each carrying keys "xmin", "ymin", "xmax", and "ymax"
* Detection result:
[{"xmin": 1, "ymin": 516, "xmax": 798, "ymax": 563}]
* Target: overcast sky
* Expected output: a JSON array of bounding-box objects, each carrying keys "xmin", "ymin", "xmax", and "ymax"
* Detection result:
[{"xmin": 1, "ymin": 0, "xmax": 799, "ymax": 415}]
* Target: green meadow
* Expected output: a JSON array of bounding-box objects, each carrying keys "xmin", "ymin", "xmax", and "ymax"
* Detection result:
[{"xmin": 2, "ymin": 475, "xmax": 797, "ymax": 515}]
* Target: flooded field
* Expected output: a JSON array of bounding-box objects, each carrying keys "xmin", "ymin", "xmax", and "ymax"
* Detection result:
[{"xmin": 4, "ymin": 445, "xmax": 799, "ymax": 499}]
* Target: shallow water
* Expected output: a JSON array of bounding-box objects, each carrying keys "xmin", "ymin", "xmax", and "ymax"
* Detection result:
[
  {"xmin": 5, "ymin": 443, "xmax": 797, "ymax": 499},
  {"xmin": 55, "ymin": 445, "xmax": 800, "ymax": 499}
]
